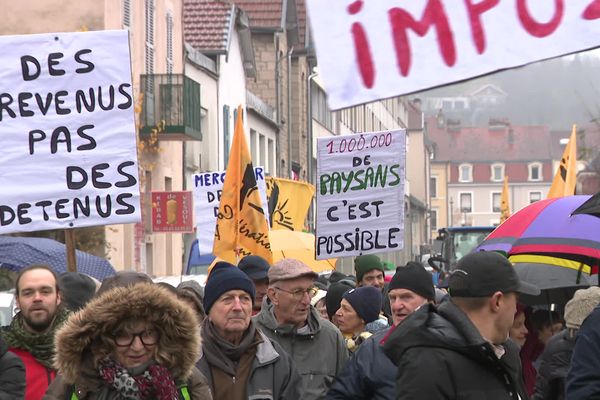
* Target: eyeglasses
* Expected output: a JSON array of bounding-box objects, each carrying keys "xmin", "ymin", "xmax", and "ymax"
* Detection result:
[
  {"xmin": 274, "ymin": 286, "xmax": 318, "ymax": 300},
  {"xmin": 114, "ymin": 329, "xmax": 159, "ymax": 347}
]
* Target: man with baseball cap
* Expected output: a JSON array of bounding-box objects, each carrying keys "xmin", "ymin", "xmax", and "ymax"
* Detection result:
[
  {"xmin": 254, "ymin": 258, "xmax": 348, "ymax": 400},
  {"xmin": 326, "ymin": 261, "xmax": 435, "ymax": 400},
  {"xmin": 197, "ymin": 261, "xmax": 302, "ymax": 399},
  {"xmin": 383, "ymin": 251, "xmax": 539, "ymax": 399},
  {"xmin": 238, "ymin": 255, "xmax": 271, "ymax": 315}
]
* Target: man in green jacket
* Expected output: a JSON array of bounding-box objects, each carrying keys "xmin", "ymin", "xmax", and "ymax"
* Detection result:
[{"xmin": 254, "ymin": 259, "xmax": 349, "ymax": 400}]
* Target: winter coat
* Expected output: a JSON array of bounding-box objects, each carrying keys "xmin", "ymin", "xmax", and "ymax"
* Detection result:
[
  {"xmin": 197, "ymin": 329, "xmax": 302, "ymax": 399},
  {"xmin": 532, "ymin": 329, "xmax": 575, "ymax": 400},
  {"xmin": 43, "ymin": 283, "xmax": 212, "ymax": 400},
  {"xmin": 0, "ymin": 335, "xmax": 25, "ymax": 399},
  {"xmin": 383, "ymin": 301, "xmax": 527, "ymax": 400},
  {"xmin": 566, "ymin": 306, "xmax": 600, "ymax": 400},
  {"xmin": 253, "ymin": 303, "xmax": 348, "ymax": 400},
  {"xmin": 325, "ymin": 328, "xmax": 395, "ymax": 400},
  {"xmin": 9, "ymin": 348, "xmax": 54, "ymax": 400}
]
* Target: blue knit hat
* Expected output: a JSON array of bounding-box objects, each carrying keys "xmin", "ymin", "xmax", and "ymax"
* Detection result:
[
  {"xmin": 342, "ymin": 286, "xmax": 382, "ymax": 324},
  {"xmin": 203, "ymin": 261, "xmax": 256, "ymax": 314}
]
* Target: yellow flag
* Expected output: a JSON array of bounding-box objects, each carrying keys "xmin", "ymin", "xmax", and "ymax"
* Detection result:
[
  {"xmin": 213, "ymin": 105, "xmax": 273, "ymax": 263},
  {"xmin": 266, "ymin": 177, "xmax": 315, "ymax": 231},
  {"xmin": 547, "ymin": 124, "xmax": 577, "ymax": 198},
  {"xmin": 500, "ymin": 176, "xmax": 511, "ymax": 223}
]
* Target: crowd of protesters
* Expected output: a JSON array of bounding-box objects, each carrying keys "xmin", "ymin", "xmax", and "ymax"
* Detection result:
[{"xmin": 1, "ymin": 252, "xmax": 600, "ymax": 399}]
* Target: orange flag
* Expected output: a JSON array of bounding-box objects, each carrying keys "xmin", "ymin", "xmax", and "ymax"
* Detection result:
[
  {"xmin": 213, "ymin": 105, "xmax": 273, "ymax": 263},
  {"xmin": 547, "ymin": 124, "xmax": 577, "ymax": 198},
  {"xmin": 500, "ymin": 176, "xmax": 510, "ymax": 223}
]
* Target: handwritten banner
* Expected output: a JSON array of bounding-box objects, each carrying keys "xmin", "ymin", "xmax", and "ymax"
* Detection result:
[
  {"xmin": 193, "ymin": 167, "xmax": 268, "ymax": 255},
  {"xmin": 306, "ymin": 0, "xmax": 600, "ymax": 110},
  {"xmin": 316, "ymin": 130, "xmax": 405, "ymax": 259},
  {"xmin": 0, "ymin": 30, "xmax": 140, "ymax": 233}
]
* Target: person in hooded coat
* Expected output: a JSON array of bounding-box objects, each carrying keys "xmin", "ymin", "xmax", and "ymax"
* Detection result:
[{"xmin": 43, "ymin": 282, "xmax": 212, "ymax": 400}]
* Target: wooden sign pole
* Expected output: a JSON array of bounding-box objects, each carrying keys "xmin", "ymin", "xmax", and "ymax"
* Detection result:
[{"xmin": 64, "ymin": 229, "xmax": 77, "ymax": 272}]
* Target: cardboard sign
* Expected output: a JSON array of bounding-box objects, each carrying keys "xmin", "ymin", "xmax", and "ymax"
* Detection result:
[
  {"xmin": 193, "ymin": 167, "xmax": 268, "ymax": 255},
  {"xmin": 306, "ymin": 0, "xmax": 600, "ymax": 109},
  {"xmin": 151, "ymin": 191, "xmax": 193, "ymax": 233},
  {"xmin": 316, "ymin": 130, "xmax": 405, "ymax": 259},
  {"xmin": 0, "ymin": 30, "xmax": 140, "ymax": 233}
]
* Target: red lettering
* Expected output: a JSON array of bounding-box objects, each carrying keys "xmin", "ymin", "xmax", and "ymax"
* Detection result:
[
  {"xmin": 348, "ymin": 1, "xmax": 375, "ymax": 89},
  {"xmin": 464, "ymin": 0, "xmax": 500, "ymax": 54},
  {"xmin": 351, "ymin": 23, "xmax": 375, "ymax": 88},
  {"xmin": 517, "ymin": 0, "xmax": 564, "ymax": 37},
  {"xmin": 583, "ymin": 0, "xmax": 600, "ymax": 19},
  {"xmin": 388, "ymin": 0, "xmax": 456, "ymax": 77}
]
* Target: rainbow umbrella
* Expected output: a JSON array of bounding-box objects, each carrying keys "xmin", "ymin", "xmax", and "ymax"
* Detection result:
[
  {"xmin": 477, "ymin": 194, "xmax": 600, "ymax": 267},
  {"xmin": 475, "ymin": 194, "xmax": 600, "ymax": 301}
]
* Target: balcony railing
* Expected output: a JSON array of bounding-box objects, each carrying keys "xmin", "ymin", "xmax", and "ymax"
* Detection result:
[{"xmin": 140, "ymin": 74, "xmax": 202, "ymax": 140}]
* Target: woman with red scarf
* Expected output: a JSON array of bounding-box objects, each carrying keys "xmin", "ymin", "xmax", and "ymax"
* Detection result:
[{"xmin": 43, "ymin": 281, "xmax": 212, "ymax": 399}]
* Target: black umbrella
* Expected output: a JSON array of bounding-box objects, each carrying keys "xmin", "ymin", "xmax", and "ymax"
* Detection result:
[{"xmin": 515, "ymin": 262, "xmax": 592, "ymax": 306}]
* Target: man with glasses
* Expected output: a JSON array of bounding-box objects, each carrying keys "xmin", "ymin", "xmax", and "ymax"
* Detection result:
[{"xmin": 254, "ymin": 258, "xmax": 348, "ymax": 400}]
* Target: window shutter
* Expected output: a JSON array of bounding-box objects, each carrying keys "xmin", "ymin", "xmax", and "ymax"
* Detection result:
[
  {"xmin": 145, "ymin": 0, "xmax": 155, "ymax": 78},
  {"xmin": 122, "ymin": 0, "xmax": 131, "ymax": 28},
  {"xmin": 166, "ymin": 13, "xmax": 174, "ymax": 75}
]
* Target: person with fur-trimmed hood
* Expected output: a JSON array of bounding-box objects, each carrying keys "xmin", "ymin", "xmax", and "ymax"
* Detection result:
[{"xmin": 43, "ymin": 282, "xmax": 212, "ymax": 400}]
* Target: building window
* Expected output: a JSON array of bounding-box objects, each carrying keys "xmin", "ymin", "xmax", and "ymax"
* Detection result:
[
  {"xmin": 311, "ymin": 82, "xmax": 333, "ymax": 131},
  {"xmin": 459, "ymin": 192, "xmax": 472, "ymax": 213},
  {"xmin": 250, "ymin": 129, "xmax": 257, "ymax": 163},
  {"xmin": 459, "ymin": 164, "xmax": 473, "ymax": 183},
  {"xmin": 431, "ymin": 209, "xmax": 438, "ymax": 231},
  {"xmin": 430, "ymin": 176, "xmax": 438, "ymax": 198},
  {"xmin": 529, "ymin": 191, "xmax": 542, "ymax": 204},
  {"xmin": 223, "ymin": 105, "xmax": 230, "ymax": 166},
  {"xmin": 491, "ymin": 163, "xmax": 504, "ymax": 182},
  {"xmin": 529, "ymin": 162, "xmax": 543, "ymax": 181},
  {"xmin": 268, "ymin": 138, "xmax": 275, "ymax": 175},
  {"xmin": 492, "ymin": 192, "xmax": 501, "ymax": 212},
  {"xmin": 259, "ymin": 134, "xmax": 266, "ymax": 168}
]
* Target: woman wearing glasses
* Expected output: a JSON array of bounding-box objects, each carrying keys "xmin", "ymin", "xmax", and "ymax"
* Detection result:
[{"xmin": 43, "ymin": 282, "xmax": 212, "ymax": 400}]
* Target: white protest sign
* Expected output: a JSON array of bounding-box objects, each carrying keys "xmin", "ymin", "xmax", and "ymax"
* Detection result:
[
  {"xmin": 193, "ymin": 167, "xmax": 269, "ymax": 255},
  {"xmin": 306, "ymin": 0, "xmax": 600, "ymax": 110},
  {"xmin": 0, "ymin": 30, "xmax": 140, "ymax": 233},
  {"xmin": 316, "ymin": 130, "xmax": 405, "ymax": 259}
]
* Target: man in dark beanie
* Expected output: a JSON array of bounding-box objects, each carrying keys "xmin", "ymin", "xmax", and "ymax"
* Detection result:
[
  {"xmin": 326, "ymin": 261, "xmax": 435, "ymax": 400},
  {"xmin": 387, "ymin": 261, "xmax": 435, "ymax": 324},
  {"xmin": 238, "ymin": 255, "xmax": 270, "ymax": 315},
  {"xmin": 197, "ymin": 261, "xmax": 302, "ymax": 399}
]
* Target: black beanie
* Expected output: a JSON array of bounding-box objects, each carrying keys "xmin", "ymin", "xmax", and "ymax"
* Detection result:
[
  {"xmin": 389, "ymin": 261, "xmax": 435, "ymax": 301},
  {"xmin": 203, "ymin": 261, "xmax": 256, "ymax": 314},
  {"xmin": 325, "ymin": 281, "xmax": 354, "ymax": 319},
  {"xmin": 343, "ymin": 286, "xmax": 382, "ymax": 324},
  {"xmin": 58, "ymin": 272, "xmax": 97, "ymax": 312}
]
